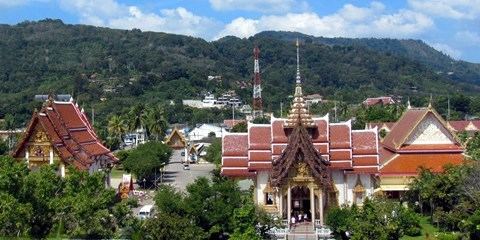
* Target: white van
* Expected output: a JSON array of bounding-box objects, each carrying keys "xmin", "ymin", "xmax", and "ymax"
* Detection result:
[{"xmin": 138, "ymin": 204, "xmax": 155, "ymax": 219}]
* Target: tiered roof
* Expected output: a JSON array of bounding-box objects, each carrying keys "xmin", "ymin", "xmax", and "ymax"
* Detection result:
[
  {"xmin": 379, "ymin": 107, "xmax": 464, "ymax": 176},
  {"xmin": 13, "ymin": 98, "xmax": 117, "ymax": 170}
]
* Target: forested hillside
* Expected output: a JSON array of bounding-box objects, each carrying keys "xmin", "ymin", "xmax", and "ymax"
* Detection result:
[
  {"xmin": 259, "ymin": 31, "xmax": 480, "ymax": 84},
  {"xmin": 1, "ymin": 19, "xmax": 479, "ymax": 126}
]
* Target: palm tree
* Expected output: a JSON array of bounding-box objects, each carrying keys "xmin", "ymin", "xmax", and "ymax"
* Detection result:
[
  {"xmin": 144, "ymin": 106, "xmax": 168, "ymax": 141},
  {"xmin": 107, "ymin": 115, "xmax": 127, "ymax": 142},
  {"xmin": 126, "ymin": 104, "xmax": 146, "ymax": 132}
]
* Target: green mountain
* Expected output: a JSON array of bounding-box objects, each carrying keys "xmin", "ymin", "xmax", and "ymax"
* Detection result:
[
  {"xmin": 257, "ymin": 31, "xmax": 480, "ymax": 84},
  {"xmin": 0, "ymin": 19, "xmax": 479, "ymax": 125}
]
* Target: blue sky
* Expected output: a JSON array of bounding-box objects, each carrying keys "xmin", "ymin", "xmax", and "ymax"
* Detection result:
[{"xmin": 1, "ymin": 0, "xmax": 479, "ymax": 63}]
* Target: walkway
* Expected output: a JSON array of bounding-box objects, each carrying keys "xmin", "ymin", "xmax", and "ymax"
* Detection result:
[{"xmin": 287, "ymin": 222, "xmax": 317, "ymax": 240}]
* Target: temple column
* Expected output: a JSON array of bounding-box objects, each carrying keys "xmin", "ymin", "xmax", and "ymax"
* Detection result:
[
  {"xmin": 60, "ymin": 162, "xmax": 65, "ymax": 178},
  {"xmin": 287, "ymin": 185, "xmax": 291, "ymax": 227},
  {"xmin": 319, "ymin": 189, "xmax": 324, "ymax": 226},
  {"xmin": 49, "ymin": 147, "xmax": 54, "ymax": 164},
  {"xmin": 310, "ymin": 185, "xmax": 315, "ymax": 229},
  {"xmin": 278, "ymin": 189, "xmax": 283, "ymax": 219},
  {"xmin": 25, "ymin": 148, "xmax": 29, "ymax": 165}
]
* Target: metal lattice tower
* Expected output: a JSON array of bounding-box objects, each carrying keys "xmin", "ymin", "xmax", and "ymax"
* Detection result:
[{"xmin": 252, "ymin": 46, "xmax": 263, "ymax": 119}]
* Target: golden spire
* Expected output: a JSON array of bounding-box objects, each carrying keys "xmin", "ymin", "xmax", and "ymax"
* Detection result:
[{"xmin": 285, "ymin": 39, "xmax": 315, "ymax": 128}]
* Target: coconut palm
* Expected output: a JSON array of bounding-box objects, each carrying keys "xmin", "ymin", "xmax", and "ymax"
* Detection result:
[
  {"xmin": 126, "ymin": 103, "xmax": 146, "ymax": 132},
  {"xmin": 107, "ymin": 115, "xmax": 128, "ymax": 142},
  {"xmin": 144, "ymin": 106, "xmax": 168, "ymax": 141}
]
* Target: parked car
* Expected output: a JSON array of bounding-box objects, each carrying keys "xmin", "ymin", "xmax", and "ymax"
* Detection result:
[
  {"xmin": 183, "ymin": 164, "xmax": 190, "ymax": 170},
  {"xmin": 138, "ymin": 205, "xmax": 154, "ymax": 219}
]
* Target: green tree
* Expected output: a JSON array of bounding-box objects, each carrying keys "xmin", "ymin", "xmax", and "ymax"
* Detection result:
[
  {"xmin": 122, "ymin": 141, "xmax": 172, "ymax": 183},
  {"xmin": 107, "ymin": 115, "xmax": 128, "ymax": 144},
  {"xmin": 231, "ymin": 121, "xmax": 248, "ymax": 132},
  {"xmin": 205, "ymin": 138, "xmax": 222, "ymax": 165}
]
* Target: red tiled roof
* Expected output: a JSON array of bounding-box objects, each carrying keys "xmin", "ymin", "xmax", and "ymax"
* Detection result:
[
  {"xmin": 249, "ymin": 125, "xmax": 271, "ymax": 150},
  {"xmin": 352, "ymin": 156, "xmax": 378, "ymax": 166},
  {"xmin": 223, "ymin": 134, "xmax": 248, "ymax": 156},
  {"xmin": 221, "ymin": 168, "xmax": 255, "ymax": 177},
  {"xmin": 380, "ymin": 153, "xmax": 464, "ymax": 175},
  {"xmin": 330, "ymin": 123, "xmax": 351, "ymax": 149},
  {"xmin": 249, "ymin": 151, "xmax": 272, "ymax": 162},
  {"xmin": 382, "ymin": 108, "xmax": 428, "ymax": 150},
  {"xmin": 448, "ymin": 120, "xmax": 480, "ymax": 132},
  {"xmin": 222, "ymin": 157, "xmax": 248, "ymax": 167},
  {"xmin": 249, "ymin": 161, "xmax": 272, "ymax": 170},
  {"xmin": 352, "ymin": 131, "xmax": 377, "ymax": 155},
  {"xmin": 363, "ymin": 97, "xmax": 395, "ymax": 106},
  {"xmin": 272, "ymin": 119, "xmax": 288, "ymax": 143},
  {"xmin": 330, "ymin": 150, "xmax": 351, "ymax": 161},
  {"xmin": 13, "ymin": 100, "xmax": 117, "ymax": 170},
  {"xmin": 329, "ymin": 161, "xmax": 352, "ymax": 169},
  {"xmin": 312, "ymin": 119, "xmax": 328, "ymax": 143}
]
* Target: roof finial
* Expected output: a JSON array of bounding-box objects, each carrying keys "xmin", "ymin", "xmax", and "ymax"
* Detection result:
[
  {"xmin": 428, "ymin": 94, "xmax": 433, "ymax": 109},
  {"xmin": 294, "ymin": 38, "xmax": 303, "ymax": 97},
  {"xmin": 296, "ymin": 38, "xmax": 301, "ymax": 85}
]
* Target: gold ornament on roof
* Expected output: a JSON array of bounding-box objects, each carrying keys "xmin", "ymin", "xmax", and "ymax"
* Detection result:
[{"xmin": 284, "ymin": 38, "xmax": 315, "ymax": 128}]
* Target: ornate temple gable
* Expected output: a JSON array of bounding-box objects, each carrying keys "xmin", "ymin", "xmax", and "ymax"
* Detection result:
[
  {"xmin": 404, "ymin": 114, "xmax": 455, "ymax": 145},
  {"xmin": 165, "ymin": 128, "xmax": 186, "ymax": 149},
  {"xmin": 13, "ymin": 98, "xmax": 117, "ymax": 171},
  {"xmin": 383, "ymin": 107, "xmax": 461, "ymax": 151},
  {"xmin": 270, "ymin": 126, "xmax": 331, "ymax": 189}
]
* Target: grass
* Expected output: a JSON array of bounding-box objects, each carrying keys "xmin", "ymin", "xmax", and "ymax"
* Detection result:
[
  {"xmin": 401, "ymin": 216, "xmax": 438, "ymax": 240},
  {"xmin": 110, "ymin": 168, "xmax": 126, "ymax": 179}
]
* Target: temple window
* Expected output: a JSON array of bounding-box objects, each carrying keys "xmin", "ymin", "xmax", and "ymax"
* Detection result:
[
  {"xmin": 353, "ymin": 176, "xmax": 365, "ymax": 205},
  {"xmin": 263, "ymin": 182, "xmax": 275, "ymax": 205}
]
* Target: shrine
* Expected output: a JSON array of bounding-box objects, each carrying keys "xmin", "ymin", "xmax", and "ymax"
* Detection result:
[
  {"xmin": 12, "ymin": 96, "xmax": 117, "ymax": 180},
  {"xmin": 165, "ymin": 127, "xmax": 187, "ymax": 149},
  {"xmin": 221, "ymin": 40, "xmax": 379, "ymax": 226}
]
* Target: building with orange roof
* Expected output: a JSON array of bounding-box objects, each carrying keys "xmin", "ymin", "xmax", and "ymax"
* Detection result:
[
  {"xmin": 378, "ymin": 105, "xmax": 465, "ymax": 197},
  {"xmin": 12, "ymin": 96, "xmax": 118, "ymax": 181},
  {"xmin": 222, "ymin": 41, "xmax": 380, "ymax": 227}
]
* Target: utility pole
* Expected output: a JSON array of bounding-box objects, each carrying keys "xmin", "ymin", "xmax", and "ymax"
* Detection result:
[
  {"xmin": 334, "ymin": 101, "xmax": 338, "ymax": 122},
  {"xmin": 92, "ymin": 107, "xmax": 95, "ymax": 126},
  {"xmin": 447, "ymin": 96, "xmax": 451, "ymax": 121},
  {"xmin": 280, "ymin": 102, "xmax": 283, "ymax": 118},
  {"xmin": 232, "ymin": 104, "xmax": 235, "ymax": 121}
]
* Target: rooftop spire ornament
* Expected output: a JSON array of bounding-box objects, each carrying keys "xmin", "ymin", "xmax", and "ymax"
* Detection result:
[
  {"xmin": 285, "ymin": 39, "xmax": 315, "ymax": 128},
  {"xmin": 252, "ymin": 46, "xmax": 263, "ymax": 119}
]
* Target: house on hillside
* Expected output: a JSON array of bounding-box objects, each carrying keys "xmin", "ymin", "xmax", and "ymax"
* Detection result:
[{"xmin": 362, "ymin": 96, "xmax": 396, "ymax": 107}]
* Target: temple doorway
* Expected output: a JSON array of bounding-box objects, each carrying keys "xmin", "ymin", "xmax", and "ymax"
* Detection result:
[{"xmin": 291, "ymin": 185, "xmax": 311, "ymax": 222}]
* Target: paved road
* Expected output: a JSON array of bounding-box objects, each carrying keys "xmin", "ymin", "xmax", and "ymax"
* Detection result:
[{"xmin": 161, "ymin": 149, "xmax": 216, "ymax": 192}]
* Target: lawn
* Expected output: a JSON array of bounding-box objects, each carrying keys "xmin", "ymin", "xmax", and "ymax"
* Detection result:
[
  {"xmin": 110, "ymin": 168, "xmax": 126, "ymax": 179},
  {"xmin": 401, "ymin": 216, "xmax": 438, "ymax": 240}
]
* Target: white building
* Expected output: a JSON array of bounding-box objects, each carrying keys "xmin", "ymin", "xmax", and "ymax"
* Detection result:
[{"xmin": 188, "ymin": 124, "xmax": 226, "ymax": 141}]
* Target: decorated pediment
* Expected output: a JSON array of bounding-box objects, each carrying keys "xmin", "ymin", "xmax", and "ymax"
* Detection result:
[{"xmin": 404, "ymin": 114, "xmax": 455, "ymax": 145}]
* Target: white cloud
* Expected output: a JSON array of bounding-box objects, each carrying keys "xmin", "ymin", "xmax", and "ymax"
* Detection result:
[
  {"xmin": 217, "ymin": 2, "xmax": 433, "ymax": 39},
  {"xmin": 209, "ymin": 0, "xmax": 308, "ymax": 13},
  {"xmin": 59, "ymin": 0, "xmax": 221, "ymax": 39},
  {"xmin": 408, "ymin": 0, "xmax": 480, "ymax": 20},
  {"xmin": 455, "ymin": 30, "xmax": 480, "ymax": 45},
  {"xmin": 430, "ymin": 42, "xmax": 462, "ymax": 59}
]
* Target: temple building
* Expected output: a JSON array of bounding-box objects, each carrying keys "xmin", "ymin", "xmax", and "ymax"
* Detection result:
[
  {"xmin": 165, "ymin": 127, "xmax": 187, "ymax": 149},
  {"xmin": 222, "ymin": 40, "xmax": 379, "ymax": 225},
  {"xmin": 221, "ymin": 40, "xmax": 465, "ymax": 226},
  {"xmin": 13, "ymin": 96, "xmax": 117, "ymax": 179},
  {"xmin": 378, "ymin": 105, "xmax": 465, "ymax": 197}
]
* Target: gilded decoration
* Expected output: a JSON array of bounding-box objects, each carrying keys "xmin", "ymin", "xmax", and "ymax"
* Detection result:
[
  {"xmin": 28, "ymin": 145, "xmax": 50, "ymax": 159},
  {"xmin": 33, "ymin": 129, "xmax": 49, "ymax": 143}
]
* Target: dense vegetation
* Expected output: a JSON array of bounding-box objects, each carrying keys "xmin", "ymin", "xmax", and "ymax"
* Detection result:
[
  {"xmin": 326, "ymin": 199, "xmax": 421, "ymax": 239},
  {"xmin": 0, "ymin": 155, "xmax": 140, "ymax": 238},
  {"xmin": 1, "ymin": 19, "xmax": 480, "ymax": 129}
]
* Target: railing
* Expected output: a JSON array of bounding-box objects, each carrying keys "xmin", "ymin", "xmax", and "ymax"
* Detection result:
[
  {"xmin": 267, "ymin": 227, "xmax": 289, "ymax": 240},
  {"xmin": 315, "ymin": 226, "xmax": 333, "ymax": 239}
]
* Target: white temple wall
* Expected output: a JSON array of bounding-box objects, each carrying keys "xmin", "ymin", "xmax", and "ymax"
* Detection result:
[
  {"xmin": 360, "ymin": 174, "xmax": 374, "ymax": 198},
  {"xmin": 255, "ymin": 171, "xmax": 269, "ymax": 205},
  {"xmin": 331, "ymin": 170, "xmax": 347, "ymax": 205}
]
